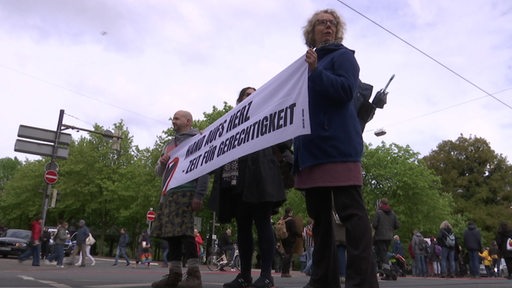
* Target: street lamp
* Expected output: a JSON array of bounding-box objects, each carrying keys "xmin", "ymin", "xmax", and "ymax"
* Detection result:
[{"xmin": 374, "ymin": 128, "xmax": 386, "ymax": 137}]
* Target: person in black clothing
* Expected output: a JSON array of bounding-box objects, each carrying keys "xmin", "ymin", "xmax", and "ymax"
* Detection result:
[
  {"xmin": 496, "ymin": 222, "xmax": 512, "ymax": 279},
  {"xmin": 210, "ymin": 86, "xmax": 287, "ymax": 288},
  {"xmin": 463, "ymin": 221, "xmax": 482, "ymax": 278},
  {"xmin": 113, "ymin": 228, "xmax": 131, "ymax": 266},
  {"xmin": 372, "ymin": 198, "xmax": 400, "ymax": 270},
  {"xmin": 41, "ymin": 227, "xmax": 52, "ymax": 260}
]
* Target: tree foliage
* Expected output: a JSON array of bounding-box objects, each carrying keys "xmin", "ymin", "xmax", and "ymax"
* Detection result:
[
  {"xmin": 0, "ymin": 157, "xmax": 22, "ymax": 194},
  {"xmin": 0, "ymin": 159, "xmax": 46, "ymax": 228},
  {"xmin": 422, "ymin": 134, "xmax": 512, "ymax": 243},
  {"xmin": 0, "ymin": 121, "xmax": 163, "ymax": 255},
  {"xmin": 2, "ymin": 108, "xmax": 510, "ymax": 258},
  {"xmin": 362, "ymin": 142, "xmax": 458, "ymax": 242}
]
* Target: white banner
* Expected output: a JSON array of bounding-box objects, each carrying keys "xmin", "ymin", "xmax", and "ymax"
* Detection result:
[{"xmin": 163, "ymin": 55, "xmax": 310, "ymax": 191}]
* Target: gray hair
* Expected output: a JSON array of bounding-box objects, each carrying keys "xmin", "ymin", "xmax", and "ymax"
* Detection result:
[{"xmin": 303, "ymin": 9, "xmax": 346, "ymax": 48}]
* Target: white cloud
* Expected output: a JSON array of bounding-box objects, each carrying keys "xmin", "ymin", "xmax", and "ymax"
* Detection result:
[{"xmin": 1, "ymin": 0, "xmax": 511, "ymax": 162}]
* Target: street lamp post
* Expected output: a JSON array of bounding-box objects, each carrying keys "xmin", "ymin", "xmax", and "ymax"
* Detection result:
[
  {"xmin": 41, "ymin": 109, "xmax": 65, "ymax": 228},
  {"xmin": 15, "ymin": 109, "xmax": 122, "ymax": 228}
]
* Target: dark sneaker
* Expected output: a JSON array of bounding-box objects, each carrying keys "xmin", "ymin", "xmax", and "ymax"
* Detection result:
[
  {"xmin": 252, "ymin": 276, "xmax": 274, "ymax": 288},
  {"xmin": 223, "ymin": 273, "xmax": 252, "ymax": 288}
]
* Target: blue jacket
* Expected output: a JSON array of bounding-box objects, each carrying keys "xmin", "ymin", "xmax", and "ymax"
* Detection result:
[
  {"xmin": 294, "ymin": 43, "xmax": 362, "ymax": 171},
  {"xmin": 76, "ymin": 225, "xmax": 90, "ymax": 245}
]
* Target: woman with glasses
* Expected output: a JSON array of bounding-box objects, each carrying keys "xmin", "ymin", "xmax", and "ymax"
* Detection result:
[{"xmin": 294, "ymin": 9, "xmax": 379, "ymax": 288}]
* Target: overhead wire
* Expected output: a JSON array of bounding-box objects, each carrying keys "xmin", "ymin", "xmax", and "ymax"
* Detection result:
[
  {"xmin": 336, "ymin": 0, "xmax": 512, "ymax": 110},
  {"xmin": 0, "ymin": 64, "xmax": 168, "ymax": 128},
  {"xmin": 2, "ymin": 1, "xmax": 510, "ymax": 133},
  {"xmin": 365, "ymin": 87, "xmax": 512, "ymax": 133}
]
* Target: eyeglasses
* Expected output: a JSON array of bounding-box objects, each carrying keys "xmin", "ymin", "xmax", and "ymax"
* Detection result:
[{"xmin": 316, "ymin": 19, "xmax": 337, "ymax": 27}]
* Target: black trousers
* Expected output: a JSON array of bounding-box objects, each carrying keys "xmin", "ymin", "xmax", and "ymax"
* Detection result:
[
  {"xmin": 167, "ymin": 235, "xmax": 196, "ymax": 262},
  {"xmin": 281, "ymin": 236, "xmax": 296, "ymax": 274},
  {"xmin": 235, "ymin": 200, "xmax": 275, "ymax": 279},
  {"xmin": 305, "ymin": 186, "xmax": 378, "ymax": 288},
  {"xmin": 374, "ymin": 239, "xmax": 391, "ymax": 270}
]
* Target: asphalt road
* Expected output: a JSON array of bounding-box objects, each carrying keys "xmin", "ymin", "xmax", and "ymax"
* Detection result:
[{"xmin": 1, "ymin": 256, "xmax": 511, "ymax": 288}]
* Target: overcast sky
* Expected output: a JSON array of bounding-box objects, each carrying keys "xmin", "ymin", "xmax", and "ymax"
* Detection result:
[{"xmin": 1, "ymin": 0, "xmax": 511, "ymax": 162}]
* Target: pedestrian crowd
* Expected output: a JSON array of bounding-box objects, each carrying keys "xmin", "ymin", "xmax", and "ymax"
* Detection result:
[{"xmin": 399, "ymin": 220, "xmax": 512, "ymax": 280}]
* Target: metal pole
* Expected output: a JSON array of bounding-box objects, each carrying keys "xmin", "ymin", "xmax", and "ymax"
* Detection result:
[
  {"xmin": 41, "ymin": 109, "xmax": 65, "ymax": 229},
  {"xmin": 147, "ymin": 208, "xmax": 153, "ymax": 235},
  {"xmin": 211, "ymin": 212, "xmax": 216, "ymax": 252}
]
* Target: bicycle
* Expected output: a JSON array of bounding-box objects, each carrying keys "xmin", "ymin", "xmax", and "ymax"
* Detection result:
[{"xmin": 206, "ymin": 245, "xmax": 240, "ymax": 271}]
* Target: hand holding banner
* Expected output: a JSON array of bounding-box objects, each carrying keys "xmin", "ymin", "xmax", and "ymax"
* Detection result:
[{"xmin": 162, "ymin": 55, "xmax": 311, "ymax": 192}]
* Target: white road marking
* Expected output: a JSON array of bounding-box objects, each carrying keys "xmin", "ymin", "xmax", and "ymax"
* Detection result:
[{"xmin": 18, "ymin": 275, "xmax": 72, "ymax": 288}]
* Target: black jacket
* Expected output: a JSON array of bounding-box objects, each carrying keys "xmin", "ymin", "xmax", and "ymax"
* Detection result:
[
  {"xmin": 209, "ymin": 146, "xmax": 286, "ymax": 223},
  {"xmin": 496, "ymin": 227, "xmax": 512, "ymax": 258},
  {"xmin": 463, "ymin": 223, "xmax": 482, "ymax": 251}
]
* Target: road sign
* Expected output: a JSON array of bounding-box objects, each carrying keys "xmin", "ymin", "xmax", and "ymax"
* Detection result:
[
  {"xmin": 146, "ymin": 210, "xmax": 156, "ymax": 222},
  {"xmin": 45, "ymin": 161, "xmax": 59, "ymax": 172},
  {"xmin": 17, "ymin": 125, "xmax": 72, "ymax": 145},
  {"xmin": 14, "ymin": 139, "xmax": 69, "ymax": 159},
  {"xmin": 44, "ymin": 170, "xmax": 58, "ymax": 184}
]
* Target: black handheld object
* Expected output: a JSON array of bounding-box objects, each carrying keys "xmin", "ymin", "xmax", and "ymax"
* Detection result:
[
  {"xmin": 356, "ymin": 74, "xmax": 395, "ymax": 132},
  {"xmin": 372, "ymin": 74, "xmax": 394, "ymax": 109}
]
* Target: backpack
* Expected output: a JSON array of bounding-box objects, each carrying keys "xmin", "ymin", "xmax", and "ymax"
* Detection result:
[
  {"xmin": 418, "ymin": 237, "xmax": 427, "ymax": 251},
  {"xmin": 435, "ymin": 244, "xmax": 442, "ymax": 256},
  {"xmin": 445, "ymin": 232, "xmax": 456, "ymax": 248},
  {"xmin": 275, "ymin": 218, "xmax": 288, "ymax": 240}
]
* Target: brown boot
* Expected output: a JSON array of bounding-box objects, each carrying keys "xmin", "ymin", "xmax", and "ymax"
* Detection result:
[
  {"xmin": 177, "ymin": 266, "xmax": 202, "ymax": 288},
  {"xmin": 151, "ymin": 269, "xmax": 182, "ymax": 288}
]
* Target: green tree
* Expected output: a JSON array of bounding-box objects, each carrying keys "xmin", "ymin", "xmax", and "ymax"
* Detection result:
[
  {"xmin": 0, "ymin": 159, "xmax": 47, "ymax": 228},
  {"xmin": 422, "ymin": 134, "xmax": 512, "ymax": 243},
  {"xmin": 362, "ymin": 142, "xmax": 457, "ymax": 241},
  {"xmin": 52, "ymin": 121, "xmax": 161, "ymax": 255},
  {"xmin": 194, "ymin": 102, "xmax": 233, "ymax": 131},
  {"xmin": 0, "ymin": 157, "xmax": 22, "ymax": 194},
  {"xmin": 0, "ymin": 121, "xmax": 163, "ymax": 255}
]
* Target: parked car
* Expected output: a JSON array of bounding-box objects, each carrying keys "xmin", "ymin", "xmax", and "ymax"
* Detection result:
[
  {"xmin": 0, "ymin": 229, "xmax": 31, "ymax": 258},
  {"xmin": 47, "ymin": 227, "xmax": 75, "ymax": 256},
  {"xmin": 479, "ymin": 263, "xmax": 489, "ymax": 277}
]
